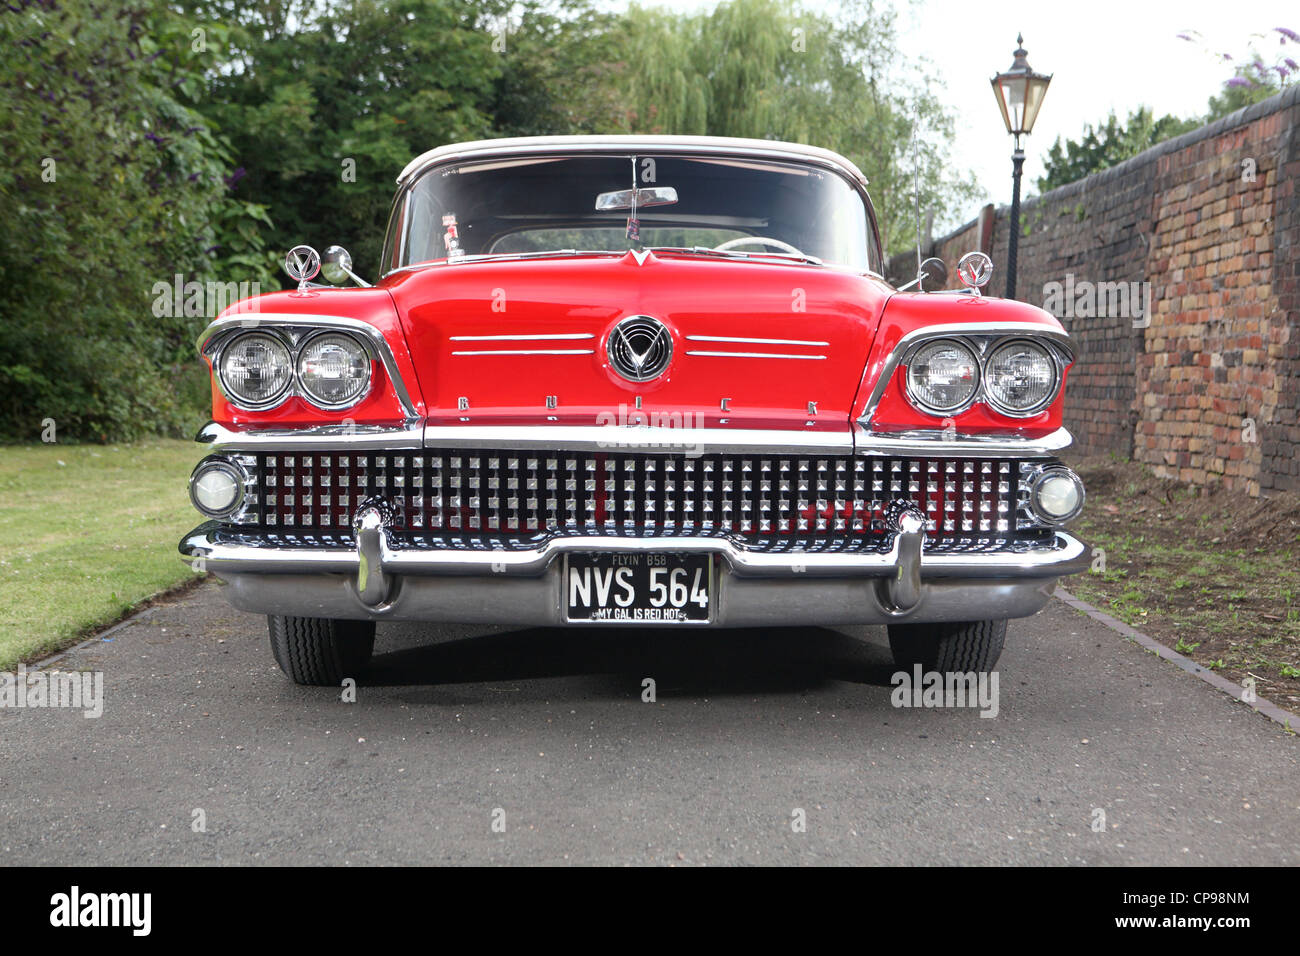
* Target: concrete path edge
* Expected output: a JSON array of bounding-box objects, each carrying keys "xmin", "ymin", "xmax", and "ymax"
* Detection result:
[{"xmin": 1056, "ymin": 587, "xmax": 1298, "ymax": 731}]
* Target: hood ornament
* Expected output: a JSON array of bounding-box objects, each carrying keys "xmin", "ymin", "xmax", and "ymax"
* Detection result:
[
  {"xmin": 284, "ymin": 244, "xmax": 321, "ymax": 292},
  {"xmin": 956, "ymin": 251, "xmax": 994, "ymax": 295},
  {"xmin": 607, "ymin": 315, "xmax": 673, "ymax": 382}
]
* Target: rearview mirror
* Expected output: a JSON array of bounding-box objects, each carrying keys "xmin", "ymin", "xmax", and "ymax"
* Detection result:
[{"xmin": 595, "ymin": 186, "xmax": 679, "ymax": 211}]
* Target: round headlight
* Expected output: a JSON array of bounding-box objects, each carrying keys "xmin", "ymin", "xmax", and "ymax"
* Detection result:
[
  {"xmin": 985, "ymin": 340, "xmax": 1058, "ymax": 415},
  {"xmin": 218, "ymin": 332, "xmax": 292, "ymax": 407},
  {"xmin": 189, "ymin": 458, "xmax": 246, "ymax": 519},
  {"xmin": 297, "ymin": 333, "xmax": 370, "ymax": 407},
  {"xmin": 905, "ymin": 339, "xmax": 980, "ymax": 414}
]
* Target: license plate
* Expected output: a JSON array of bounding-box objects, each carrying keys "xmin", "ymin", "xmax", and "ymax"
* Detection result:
[{"xmin": 564, "ymin": 553, "xmax": 713, "ymax": 624}]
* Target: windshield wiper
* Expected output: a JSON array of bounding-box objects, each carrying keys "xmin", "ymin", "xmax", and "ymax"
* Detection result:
[{"xmin": 387, "ymin": 249, "xmax": 623, "ymax": 276}]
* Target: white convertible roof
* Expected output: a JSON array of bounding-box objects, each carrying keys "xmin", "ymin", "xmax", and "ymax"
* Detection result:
[{"xmin": 397, "ymin": 135, "xmax": 869, "ymax": 188}]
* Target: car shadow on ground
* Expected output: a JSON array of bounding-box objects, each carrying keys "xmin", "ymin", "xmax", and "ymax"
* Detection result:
[{"xmin": 362, "ymin": 624, "xmax": 900, "ymax": 695}]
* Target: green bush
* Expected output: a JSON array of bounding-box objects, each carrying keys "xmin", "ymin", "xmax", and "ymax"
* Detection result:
[{"xmin": 0, "ymin": 0, "xmax": 272, "ymax": 442}]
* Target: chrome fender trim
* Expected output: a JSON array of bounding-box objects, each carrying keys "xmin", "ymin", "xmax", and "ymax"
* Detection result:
[
  {"xmin": 194, "ymin": 419, "xmax": 1070, "ymax": 458},
  {"xmin": 854, "ymin": 424, "xmax": 1074, "ymax": 458}
]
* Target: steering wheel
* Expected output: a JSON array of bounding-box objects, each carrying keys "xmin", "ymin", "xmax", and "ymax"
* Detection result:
[{"xmin": 713, "ymin": 236, "xmax": 806, "ymax": 256}]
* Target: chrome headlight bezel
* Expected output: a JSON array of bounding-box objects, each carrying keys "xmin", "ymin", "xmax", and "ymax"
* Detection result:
[
  {"xmin": 890, "ymin": 328, "xmax": 1071, "ymax": 421},
  {"xmin": 903, "ymin": 338, "xmax": 982, "ymax": 416},
  {"xmin": 216, "ymin": 330, "xmax": 294, "ymax": 410},
  {"xmin": 982, "ymin": 338, "xmax": 1062, "ymax": 418},
  {"xmin": 294, "ymin": 330, "xmax": 373, "ymax": 409},
  {"xmin": 207, "ymin": 323, "xmax": 379, "ymax": 413}
]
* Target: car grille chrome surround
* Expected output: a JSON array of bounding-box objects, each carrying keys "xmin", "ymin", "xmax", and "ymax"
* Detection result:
[{"xmin": 228, "ymin": 450, "xmax": 1053, "ymax": 550}]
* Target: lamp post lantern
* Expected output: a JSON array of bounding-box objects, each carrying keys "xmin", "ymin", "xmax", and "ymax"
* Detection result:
[{"xmin": 991, "ymin": 34, "xmax": 1052, "ymax": 299}]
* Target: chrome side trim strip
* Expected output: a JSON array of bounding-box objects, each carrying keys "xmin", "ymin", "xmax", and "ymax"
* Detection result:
[
  {"xmin": 196, "ymin": 312, "xmax": 421, "ymax": 419},
  {"xmin": 196, "ymin": 420, "xmax": 1069, "ymax": 457},
  {"xmin": 196, "ymin": 421, "xmax": 425, "ymax": 452},
  {"xmin": 419, "ymin": 424, "xmax": 854, "ymax": 453},
  {"xmin": 181, "ymin": 524, "xmax": 1090, "ymax": 581},
  {"xmin": 854, "ymin": 424, "xmax": 1074, "ymax": 458},
  {"xmin": 449, "ymin": 333, "xmax": 594, "ymax": 341},
  {"xmin": 686, "ymin": 335, "xmax": 829, "ymax": 346},
  {"xmin": 685, "ymin": 351, "xmax": 826, "ymax": 360},
  {"xmin": 451, "ymin": 349, "xmax": 594, "ymax": 356}
]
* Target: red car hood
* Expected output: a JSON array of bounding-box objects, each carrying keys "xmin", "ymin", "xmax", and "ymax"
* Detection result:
[{"xmin": 383, "ymin": 251, "xmax": 888, "ymax": 431}]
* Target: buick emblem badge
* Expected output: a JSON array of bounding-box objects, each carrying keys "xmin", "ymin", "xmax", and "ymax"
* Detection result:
[{"xmin": 606, "ymin": 315, "xmax": 673, "ymax": 382}]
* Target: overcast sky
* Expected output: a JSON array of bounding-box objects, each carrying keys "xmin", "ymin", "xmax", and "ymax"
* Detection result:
[
  {"xmin": 612, "ymin": 0, "xmax": 1297, "ymax": 229},
  {"xmin": 895, "ymin": 0, "xmax": 1296, "ymax": 218}
]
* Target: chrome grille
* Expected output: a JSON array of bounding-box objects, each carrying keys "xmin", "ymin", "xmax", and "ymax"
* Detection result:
[{"xmin": 245, "ymin": 451, "xmax": 1023, "ymax": 542}]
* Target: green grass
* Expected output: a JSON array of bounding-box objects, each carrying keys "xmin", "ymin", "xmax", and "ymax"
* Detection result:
[{"xmin": 0, "ymin": 440, "xmax": 201, "ymax": 668}]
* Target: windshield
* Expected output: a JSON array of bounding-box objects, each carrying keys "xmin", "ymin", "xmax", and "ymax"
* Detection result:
[{"xmin": 382, "ymin": 154, "xmax": 877, "ymax": 273}]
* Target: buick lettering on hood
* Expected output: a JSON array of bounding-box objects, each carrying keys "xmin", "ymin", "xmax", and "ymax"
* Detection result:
[{"xmin": 181, "ymin": 136, "xmax": 1089, "ymax": 685}]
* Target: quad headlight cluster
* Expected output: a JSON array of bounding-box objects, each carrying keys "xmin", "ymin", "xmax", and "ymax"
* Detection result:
[
  {"xmin": 904, "ymin": 335, "xmax": 1065, "ymax": 418},
  {"xmin": 216, "ymin": 329, "xmax": 372, "ymax": 410}
]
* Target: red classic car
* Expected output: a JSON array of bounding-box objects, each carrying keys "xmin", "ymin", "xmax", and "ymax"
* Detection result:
[{"xmin": 181, "ymin": 135, "xmax": 1089, "ymax": 685}]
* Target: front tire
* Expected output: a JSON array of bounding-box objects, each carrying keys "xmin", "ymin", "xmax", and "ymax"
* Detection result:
[
  {"xmin": 268, "ymin": 615, "xmax": 375, "ymax": 686},
  {"xmin": 888, "ymin": 619, "xmax": 1007, "ymax": 673}
]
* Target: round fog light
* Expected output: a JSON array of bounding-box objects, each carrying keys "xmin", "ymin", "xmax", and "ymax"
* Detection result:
[
  {"xmin": 189, "ymin": 459, "xmax": 246, "ymax": 518},
  {"xmin": 1032, "ymin": 469, "xmax": 1084, "ymax": 524}
]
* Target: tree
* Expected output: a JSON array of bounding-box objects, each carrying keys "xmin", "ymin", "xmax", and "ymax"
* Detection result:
[
  {"xmin": 188, "ymin": 0, "xmax": 975, "ymax": 264},
  {"xmin": 186, "ymin": 0, "xmax": 535, "ymax": 273},
  {"xmin": 1203, "ymin": 27, "xmax": 1299, "ymax": 120},
  {"xmin": 598, "ymin": 0, "xmax": 976, "ymax": 253},
  {"xmin": 1039, "ymin": 27, "xmax": 1297, "ymax": 192},
  {"xmin": 1037, "ymin": 108, "xmax": 1200, "ymax": 192},
  {"xmin": 0, "ymin": 0, "xmax": 273, "ymax": 441}
]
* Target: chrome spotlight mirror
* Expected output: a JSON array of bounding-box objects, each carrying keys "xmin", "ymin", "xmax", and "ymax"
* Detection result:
[
  {"xmin": 321, "ymin": 245, "xmax": 353, "ymax": 285},
  {"xmin": 897, "ymin": 256, "xmax": 949, "ymax": 292},
  {"xmin": 321, "ymin": 245, "xmax": 371, "ymax": 287}
]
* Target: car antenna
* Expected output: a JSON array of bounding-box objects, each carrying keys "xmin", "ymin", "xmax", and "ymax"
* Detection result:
[
  {"xmin": 626, "ymin": 155, "xmax": 640, "ymax": 245},
  {"xmin": 912, "ymin": 107, "xmax": 925, "ymax": 291}
]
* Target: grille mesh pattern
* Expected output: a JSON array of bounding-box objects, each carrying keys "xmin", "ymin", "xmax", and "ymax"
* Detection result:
[{"xmin": 246, "ymin": 451, "xmax": 1021, "ymax": 541}]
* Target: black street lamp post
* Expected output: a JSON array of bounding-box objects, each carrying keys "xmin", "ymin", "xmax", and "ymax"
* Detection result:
[{"xmin": 991, "ymin": 35, "xmax": 1052, "ymax": 300}]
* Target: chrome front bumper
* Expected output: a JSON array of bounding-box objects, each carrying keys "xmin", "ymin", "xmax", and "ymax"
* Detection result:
[{"xmin": 180, "ymin": 520, "xmax": 1090, "ymax": 627}]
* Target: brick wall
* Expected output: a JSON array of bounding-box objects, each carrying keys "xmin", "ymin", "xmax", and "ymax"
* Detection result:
[{"xmin": 886, "ymin": 85, "xmax": 1300, "ymax": 495}]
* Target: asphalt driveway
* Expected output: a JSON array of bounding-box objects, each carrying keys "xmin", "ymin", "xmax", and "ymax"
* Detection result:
[{"xmin": 1, "ymin": 580, "xmax": 1295, "ymax": 865}]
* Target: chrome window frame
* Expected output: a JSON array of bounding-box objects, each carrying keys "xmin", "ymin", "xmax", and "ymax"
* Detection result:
[{"xmin": 379, "ymin": 145, "xmax": 885, "ymax": 278}]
